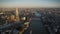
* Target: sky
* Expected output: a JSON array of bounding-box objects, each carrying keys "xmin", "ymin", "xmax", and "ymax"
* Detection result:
[{"xmin": 0, "ymin": 0, "xmax": 60, "ymax": 8}]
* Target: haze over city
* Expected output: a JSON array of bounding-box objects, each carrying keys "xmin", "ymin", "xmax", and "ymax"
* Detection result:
[{"xmin": 0, "ymin": 0, "xmax": 60, "ymax": 34}]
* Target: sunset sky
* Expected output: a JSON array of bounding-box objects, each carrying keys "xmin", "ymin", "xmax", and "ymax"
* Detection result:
[{"xmin": 0, "ymin": 0, "xmax": 60, "ymax": 8}]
